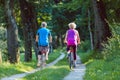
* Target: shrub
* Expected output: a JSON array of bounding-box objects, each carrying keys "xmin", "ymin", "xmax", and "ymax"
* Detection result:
[
  {"xmin": 0, "ymin": 27, "xmax": 7, "ymax": 61},
  {"xmin": 102, "ymin": 23, "xmax": 120, "ymax": 60},
  {"xmin": 79, "ymin": 40, "xmax": 91, "ymax": 52}
]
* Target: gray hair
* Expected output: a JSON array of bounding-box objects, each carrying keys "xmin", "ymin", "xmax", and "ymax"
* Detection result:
[{"xmin": 41, "ymin": 22, "xmax": 47, "ymax": 27}]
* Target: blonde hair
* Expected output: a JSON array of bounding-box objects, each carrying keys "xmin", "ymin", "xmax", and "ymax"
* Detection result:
[
  {"xmin": 68, "ymin": 22, "xmax": 76, "ymax": 29},
  {"xmin": 41, "ymin": 22, "xmax": 47, "ymax": 27}
]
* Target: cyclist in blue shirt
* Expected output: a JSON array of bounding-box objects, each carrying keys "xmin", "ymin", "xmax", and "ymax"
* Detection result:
[{"xmin": 36, "ymin": 22, "xmax": 52, "ymax": 67}]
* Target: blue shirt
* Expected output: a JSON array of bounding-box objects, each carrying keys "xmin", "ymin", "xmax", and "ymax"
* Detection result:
[{"xmin": 37, "ymin": 27, "xmax": 51, "ymax": 46}]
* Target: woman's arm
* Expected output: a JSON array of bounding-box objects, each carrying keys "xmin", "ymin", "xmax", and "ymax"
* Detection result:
[
  {"xmin": 64, "ymin": 31, "xmax": 68, "ymax": 43},
  {"xmin": 77, "ymin": 31, "xmax": 80, "ymax": 44}
]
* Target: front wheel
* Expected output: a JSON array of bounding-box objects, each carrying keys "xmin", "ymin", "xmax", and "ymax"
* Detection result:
[{"xmin": 68, "ymin": 53, "xmax": 74, "ymax": 69}]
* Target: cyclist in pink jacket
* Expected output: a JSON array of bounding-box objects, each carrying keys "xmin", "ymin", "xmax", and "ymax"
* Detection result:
[{"xmin": 64, "ymin": 22, "xmax": 80, "ymax": 66}]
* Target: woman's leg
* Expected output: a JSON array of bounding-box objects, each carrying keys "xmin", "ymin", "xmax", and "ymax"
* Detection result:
[{"xmin": 73, "ymin": 45, "xmax": 77, "ymax": 60}]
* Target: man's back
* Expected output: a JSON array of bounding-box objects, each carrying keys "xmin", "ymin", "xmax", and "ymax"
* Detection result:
[{"xmin": 37, "ymin": 27, "xmax": 51, "ymax": 46}]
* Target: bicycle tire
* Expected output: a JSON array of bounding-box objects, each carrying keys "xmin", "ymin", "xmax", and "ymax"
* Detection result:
[{"xmin": 69, "ymin": 52, "xmax": 74, "ymax": 69}]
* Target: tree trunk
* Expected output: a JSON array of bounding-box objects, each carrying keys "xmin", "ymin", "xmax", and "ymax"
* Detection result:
[
  {"xmin": 19, "ymin": 0, "xmax": 38, "ymax": 61},
  {"xmin": 5, "ymin": 0, "xmax": 19, "ymax": 63},
  {"xmin": 88, "ymin": 9, "xmax": 94, "ymax": 50},
  {"xmin": 92, "ymin": 0, "xmax": 111, "ymax": 51}
]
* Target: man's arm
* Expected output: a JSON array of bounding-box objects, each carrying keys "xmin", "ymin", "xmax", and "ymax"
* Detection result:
[
  {"xmin": 35, "ymin": 35, "xmax": 39, "ymax": 47},
  {"xmin": 36, "ymin": 35, "xmax": 38, "ymax": 42},
  {"xmin": 49, "ymin": 35, "xmax": 52, "ymax": 43}
]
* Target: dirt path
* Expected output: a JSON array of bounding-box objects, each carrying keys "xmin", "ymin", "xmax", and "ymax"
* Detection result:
[
  {"xmin": 63, "ymin": 56, "xmax": 86, "ymax": 80},
  {"xmin": 1, "ymin": 53, "xmax": 65, "ymax": 80}
]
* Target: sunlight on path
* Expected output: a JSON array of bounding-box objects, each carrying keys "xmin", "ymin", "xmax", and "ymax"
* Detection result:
[
  {"xmin": 63, "ymin": 56, "xmax": 86, "ymax": 80},
  {"xmin": 1, "ymin": 53, "xmax": 65, "ymax": 80}
]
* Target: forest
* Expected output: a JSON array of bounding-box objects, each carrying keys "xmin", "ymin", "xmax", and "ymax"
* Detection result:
[{"xmin": 0, "ymin": 0, "xmax": 120, "ymax": 80}]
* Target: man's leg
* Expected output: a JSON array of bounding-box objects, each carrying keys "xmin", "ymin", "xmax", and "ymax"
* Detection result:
[
  {"xmin": 45, "ymin": 52, "xmax": 48, "ymax": 60},
  {"xmin": 45, "ymin": 46, "xmax": 49, "ymax": 60},
  {"xmin": 37, "ymin": 48, "xmax": 42, "ymax": 67},
  {"xmin": 37, "ymin": 55, "xmax": 41, "ymax": 66}
]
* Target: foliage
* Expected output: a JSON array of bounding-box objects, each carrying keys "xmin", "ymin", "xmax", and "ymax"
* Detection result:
[
  {"xmin": 0, "ymin": 6, "xmax": 6, "ymax": 27},
  {"xmin": 84, "ymin": 23, "xmax": 120, "ymax": 80},
  {"xmin": 104, "ymin": 0, "xmax": 120, "ymax": 22},
  {"xmin": 51, "ymin": 0, "xmax": 91, "ymax": 40},
  {"xmin": 34, "ymin": 0, "xmax": 53, "ymax": 26},
  {"xmin": 79, "ymin": 40, "xmax": 91, "ymax": 52},
  {"xmin": 102, "ymin": 23, "xmax": 120, "ymax": 60},
  {"xmin": 0, "ymin": 27, "xmax": 7, "ymax": 61}
]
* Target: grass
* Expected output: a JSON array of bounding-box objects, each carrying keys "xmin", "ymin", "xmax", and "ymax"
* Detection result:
[
  {"xmin": 78, "ymin": 48, "xmax": 120, "ymax": 80},
  {"xmin": 20, "ymin": 47, "xmax": 70, "ymax": 80},
  {"xmin": 0, "ymin": 48, "xmax": 61, "ymax": 79},
  {"xmin": 84, "ymin": 58, "xmax": 120, "ymax": 80},
  {"xmin": 77, "ymin": 49, "xmax": 94, "ymax": 63},
  {"xmin": 21, "ymin": 58, "xmax": 70, "ymax": 80},
  {"xmin": 78, "ymin": 50, "xmax": 120, "ymax": 80}
]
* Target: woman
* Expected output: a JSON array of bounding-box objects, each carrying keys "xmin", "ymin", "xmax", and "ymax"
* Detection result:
[{"xmin": 64, "ymin": 22, "xmax": 80, "ymax": 67}]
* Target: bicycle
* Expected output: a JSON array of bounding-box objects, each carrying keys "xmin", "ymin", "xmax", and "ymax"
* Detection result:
[{"xmin": 67, "ymin": 46, "xmax": 76, "ymax": 69}]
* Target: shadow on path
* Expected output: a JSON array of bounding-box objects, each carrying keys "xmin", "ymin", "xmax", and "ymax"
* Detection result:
[{"xmin": 63, "ymin": 55, "xmax": 86, "ymax": 80}]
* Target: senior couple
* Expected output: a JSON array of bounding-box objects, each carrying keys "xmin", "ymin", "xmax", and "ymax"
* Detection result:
[{"xmin": 36, "ymin": 22, "xmax": 80, "ymax": 67}]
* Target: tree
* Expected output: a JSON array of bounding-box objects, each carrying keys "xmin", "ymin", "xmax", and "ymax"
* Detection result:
[
  {"xmin": 19, "ymin": 0, "xmax": 38, "ymax": 61},
  {"xmin": 92, "ymin": 0, "xmax": 111, "ymax": 51},
  {"xmin": 88, "ymin": 9, "xmax": 94, "ymax": 50},
  {"xmin": 5, "ymin": 0, "xmax": 19, "ymax": 63}
]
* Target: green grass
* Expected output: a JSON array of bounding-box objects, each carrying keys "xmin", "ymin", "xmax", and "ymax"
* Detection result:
[
  {"xmin": 77, "ymin": 50, "xmax": 94, "ymax": 63},
  {"xmin": 21, "ymin": 58, "xmax": 70, "ymax": 80},
  {"xmin": 0, "ymin": 62, "xmax": 35, "ymax": 78},
  {"xmin": 0, "ymin": 48, "xmax": 61, "ymax": 79},
  {"xmin": 78, "ymin": 51, "xmax": 120, "ymax": 80},
  {"xmin": 84, "ymin": 58, "xmax": 120, "ymax": 80},
  {"xmin": 78, "ymin": 48, "xmax": 120, "ymax": 80},
  {"xmin": 20, "ymin": 47, "xmax": 70, "ymax": 80}
]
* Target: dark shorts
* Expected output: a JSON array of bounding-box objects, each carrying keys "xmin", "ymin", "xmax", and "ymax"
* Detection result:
[
  {"xmin": 38, "ymin": 46, "xmax": 49, "ymax": 55},
  {"xmin": 67, "ymin": 45, "xmax": 77, "ymax": 60}
]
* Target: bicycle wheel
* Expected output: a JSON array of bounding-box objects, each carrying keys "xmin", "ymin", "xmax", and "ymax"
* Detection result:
[{"xmin": 69, "ymin": 52, "xmax": 74, "ymax": 69}]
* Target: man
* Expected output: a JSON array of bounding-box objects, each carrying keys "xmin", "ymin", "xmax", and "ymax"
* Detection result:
[{"xmin": 36, "ymin": 22, "xmax": 52, "ymax": 67}]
